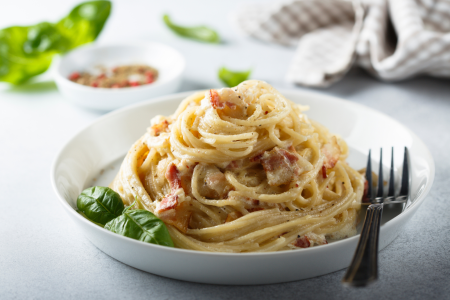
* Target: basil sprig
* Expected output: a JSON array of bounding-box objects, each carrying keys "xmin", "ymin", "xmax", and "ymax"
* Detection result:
[
  {"xmin": 77, "ymin": 186, "xmax": 174, "ymax": 248},
  {"xmin": 163, "ymin": 14, "xmax": 220, "ymax": 43},
  {"xmin": 0, "ymin": 1, "xmax": 111, "ymax": 85},
  {"xmin": 218, "ymin": 67, "xmax": 251, "ymax": 87}
]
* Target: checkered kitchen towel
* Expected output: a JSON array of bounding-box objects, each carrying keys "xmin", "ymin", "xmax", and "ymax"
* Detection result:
[{"xmin": 235, "ymin": 0, "xmax": 450, "ymax": 87}]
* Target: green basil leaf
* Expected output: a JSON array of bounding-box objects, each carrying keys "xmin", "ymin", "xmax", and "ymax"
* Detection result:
[
  {"xmin": 0, "ymin": 23, "xmax": 63, "ymax": 84},
  {"xmin": 56, "ymin": 1, "xmax": 111, "ymax": 50},
  {"xmin": 105, "ymin": 210, "xmax": 174, "ymax": 247},
  {"xmin": 77, "ymin": 210, "xmax": 105, "ymax": 228},
  {"xmin": 77, "ymin": 186, "xmax": 124, "ymax": 225},
  {"xmin": 218, "ymin": 67, "xmax": 251, "ymax": 87},
  {"xmin": 0, "ymin": 1, "xmax": 111, "ymax": 84},
  {"xmin": 163, "ymin": 14, "xmax": 220, "ymax": 43},
  {"xmin": 23, "ymin": 22, "xmax": 71, "ymax": 54}
]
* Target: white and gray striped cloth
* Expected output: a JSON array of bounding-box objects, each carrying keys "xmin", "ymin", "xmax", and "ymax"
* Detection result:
[{"xmin": 235, "ymin": 0, "xmax": 450, "ymax": 87}]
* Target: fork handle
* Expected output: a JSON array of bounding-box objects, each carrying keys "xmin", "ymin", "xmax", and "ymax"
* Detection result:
[{"xmin": 342, "ymin": 203, "xmax": 383, "ymax": 287}]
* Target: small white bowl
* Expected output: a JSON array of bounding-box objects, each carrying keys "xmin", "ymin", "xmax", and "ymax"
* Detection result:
[{"xmin": 54, "ymin": 42, "xmax": 185, "ymax": 111}]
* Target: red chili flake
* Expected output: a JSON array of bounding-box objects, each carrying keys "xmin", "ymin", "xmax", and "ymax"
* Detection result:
[
  {"xmin": 91, "ymin": 81, "xmax": 99, "ymax": 88},
  {"xmin": 265, "ymin": 111, "xmax": 268, "ymax": 115},
  {"xmin": 146, "ymin": 71, "xmax": 154, "ymax": 83},
  {"xmin": 295, "ymin": 184, "xmax": 299, "ymax": 187},
  {"xmin": 322, "ymin": 165, "xmax": 327, "ymax": 178},
  {"xmin": 129, "ymin": 81, "xmax": 140, "ymax": 87},
  {"xmin": 69, "ymin": 72, "xmax": 80, "ymax": 81}
]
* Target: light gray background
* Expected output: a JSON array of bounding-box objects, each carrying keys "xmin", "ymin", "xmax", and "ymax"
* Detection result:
[{"xmin": 1, "ymin": 0, "xmax": 449, "ymax": 299}]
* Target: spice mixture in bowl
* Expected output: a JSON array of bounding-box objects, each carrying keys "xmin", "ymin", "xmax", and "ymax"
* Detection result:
[{"xmin": 69, "ymin": 64, "xmax": 158, "ymax": 88}]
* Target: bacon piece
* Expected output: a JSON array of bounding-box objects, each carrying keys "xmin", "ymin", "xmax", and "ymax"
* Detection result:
[
  {"xmin": 205, "ymin": 172, "xmax": 226, "ymax": 190},
  {"xmin": 293, "ymin": 236, "xmax": 310, "ymax": 248},
  {"xmin": 204, "ymin": 168, "xmax": 231, "ymax": 198},
  {"xmin": 155, "ymin": 163, "xmax": 184, "ymax": 216},
  {"xmin": 156, "ymin": 162, "xmax": 194, "ymax": 233},
  {"xmin": 198, "ymin": 164, "xmax": 232, "ymax": 199},
  {"xmin": 150, "ymin": 119, "xmax": 170, "ymax": 136},
  {"xmin": 321, "ymin": 136, "xmax": 341, "ymax": 169},
  {"xmin": 250, "ymin": 153, "xmax": 263, "ymax": 163},
  {"xmin": 179, "ymin": 162, "xmax": 197, "ymax": 197},
  {"xmin": 280, "ymin": 149, "xmax": 299, "ymax": 165},
  {"xmin": 180, "ymin": 173, "xmax": 193, "ymax": 197},
  {"xmin": 259, "ymin": 147, "xmax": 300, "ymax": 186},
  {"xmin": 226, "ymin": 160, "xmax": 239, "ymax": 169},
  {"xmin": 157, "ymin": 201, "xmax": 192, "ymax": 233},
  {"xmin": 165, "ymin": 163, "xmax": 181, "ymax": 192},
  {"xmin": 248, "ymin": 207, "xmax": 264, "ymax": 213},
  {"xmin": 210, "ymin": 89, "xmax": 224, "ymax": 109},
  {"xmin": 210, "ymin": 89, "xmax": 239, "ymax": 110},
  {"xmin": 155, "ymin": 194, "xmax": 178, "ymax": 213},
  {"xmin": 226, "ymin": 101, "xmax": 237, "ymax": 110},
  {"xmin": 305, "ymin": 233, "xmax": 328, "ymax": 246}
]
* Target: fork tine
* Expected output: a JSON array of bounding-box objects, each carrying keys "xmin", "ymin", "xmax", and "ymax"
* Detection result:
[
  {"xmin": 387, "ymin": 147, "xmax": 395, "ymax": 197},
  {"xmin": 376, "ymin": 149, "xmax": 383, "ymax": 198},
  {"xmin": 365, "ymin": 150, "xmax": 373, "ymax": 201},
  {"xmin": 400, "ymin": 147, "xmax": 409, "ymax": 196},
  {"xmin": 343, "ymin": 147, "xmax": 409, "ymax": 286}
]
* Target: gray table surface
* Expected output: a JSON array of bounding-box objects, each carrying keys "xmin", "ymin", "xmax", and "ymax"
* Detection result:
[{"xmin": 1, "ymin": 0, "xmax": 449, "ymax": 299}]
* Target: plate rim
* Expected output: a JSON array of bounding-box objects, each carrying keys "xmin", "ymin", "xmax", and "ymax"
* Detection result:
[{"xmin": 50, "ymin": 88, "xmax": 436, "ymax": 257}]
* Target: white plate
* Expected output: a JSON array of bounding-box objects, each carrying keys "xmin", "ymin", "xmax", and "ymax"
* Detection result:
[
  {"xmin": 54, "ymin": 42, "xmax": 185, "ymax": 111},
  {"xmin": 51, "ymin": 90, "xmax": 435, "ymax": 285}
]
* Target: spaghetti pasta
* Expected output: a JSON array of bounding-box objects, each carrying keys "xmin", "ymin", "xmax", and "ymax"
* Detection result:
[{"xmin": 110, "ymin": 80, "xmax": 364, "ymax": 252}]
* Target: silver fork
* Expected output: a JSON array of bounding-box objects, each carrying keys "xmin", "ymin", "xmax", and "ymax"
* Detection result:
[{"xmin": 342, "ymin": 147, "xmax": 411, "ymax": 287}]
